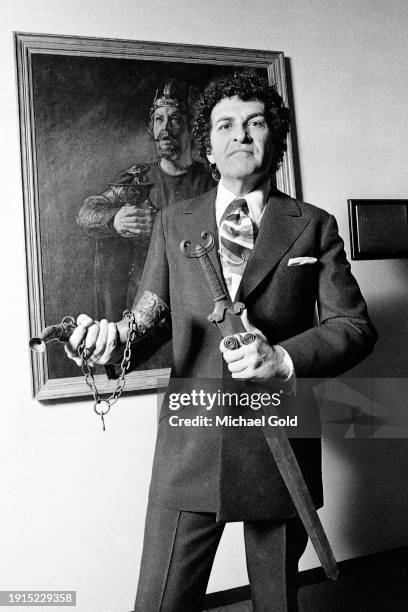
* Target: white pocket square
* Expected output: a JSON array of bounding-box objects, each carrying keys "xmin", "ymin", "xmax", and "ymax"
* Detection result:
[{"xmin": 287, "ymin": 257, "xmax": 318, "ymax": 266}]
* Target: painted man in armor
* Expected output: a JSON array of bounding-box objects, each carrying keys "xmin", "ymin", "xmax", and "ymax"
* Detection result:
[{"xmin": 77, "ymin": 80, "xmax": 215, "ymax": 363}]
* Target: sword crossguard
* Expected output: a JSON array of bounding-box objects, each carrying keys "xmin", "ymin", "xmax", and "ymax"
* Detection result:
[{"xmin": 180, "ymin": 232, "xmax": 214, "ymax": 258}]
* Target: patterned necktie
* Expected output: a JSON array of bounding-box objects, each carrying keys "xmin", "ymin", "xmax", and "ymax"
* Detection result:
[{"xmin": 219, "ymin": 198, "xmax": 257, "ymax": 299}]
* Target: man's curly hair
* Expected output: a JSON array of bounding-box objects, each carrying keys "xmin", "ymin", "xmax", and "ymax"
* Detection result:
[{"xmin": 192, "ymin": 71, "xmax": 290, "ymax": 175}]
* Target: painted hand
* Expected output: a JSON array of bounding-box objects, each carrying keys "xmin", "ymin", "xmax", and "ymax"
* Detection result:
[{"xmin": 113, "ymin": 205, "xmax": 155, "ymax": 237}]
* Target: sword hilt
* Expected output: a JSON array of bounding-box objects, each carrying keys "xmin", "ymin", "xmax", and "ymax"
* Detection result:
[
  {"xmin": 180, "ymin": 231, "xmax": 227, "ymax": 301},
  {"xmin": 198, "ymin": 255, "xmax": 226, "ymax": 301},
  {"xmin": 180, "ymin": 232, "xmax": 257, "ymax": 345}
]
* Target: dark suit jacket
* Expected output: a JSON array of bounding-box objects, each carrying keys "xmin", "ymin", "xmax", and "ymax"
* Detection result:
[{"xmin": 136, "ymin": 187, "xmax": 377, "ymax": 522}]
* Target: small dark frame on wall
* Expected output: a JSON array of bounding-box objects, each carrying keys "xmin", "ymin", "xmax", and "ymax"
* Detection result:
[{"xmin": 348, "ymin": 199, "xmax": 408, "ymax": 260}]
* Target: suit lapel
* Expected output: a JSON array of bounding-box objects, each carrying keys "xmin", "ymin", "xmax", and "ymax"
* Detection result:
[
  {"xmin": 183, "ymin": 188, "xmax": 228, "ymax": 299},
  {"xmin": 236, "ymin": 191, "xmax": 310, "ymax": 302}
]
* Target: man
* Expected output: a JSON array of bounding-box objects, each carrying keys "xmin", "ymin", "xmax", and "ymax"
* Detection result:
[
  {"xmin": 77, "ymin": 79, "xmax": 214, "ymax": 324},
  {"xmin": 67, "ymin": 72, "xmax": 377, "ymax": 611}
]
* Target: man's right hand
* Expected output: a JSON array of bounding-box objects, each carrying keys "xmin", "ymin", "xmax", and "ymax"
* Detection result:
[
  {"xmin": 113, "ymin": 205, "xmax": 155, "ymax": 237},
  {"xmin": 64, "ymin": 314, "xmax": 119, "ymax": 367}
]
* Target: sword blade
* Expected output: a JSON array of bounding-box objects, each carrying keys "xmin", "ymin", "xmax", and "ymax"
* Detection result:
[{"xmin": 262, "ymin": 421, "xmax": 339, "ymax": 580}]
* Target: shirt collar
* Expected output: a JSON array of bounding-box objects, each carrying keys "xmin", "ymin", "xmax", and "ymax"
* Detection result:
[{"xmin": 215, "ymin": 179, "xmax": 271, "ymax": 227}]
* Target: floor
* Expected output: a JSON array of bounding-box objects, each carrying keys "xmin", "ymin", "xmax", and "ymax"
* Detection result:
[{"xmin": 204, "ymin": 546, "xmax": 408, "ymax": 611}]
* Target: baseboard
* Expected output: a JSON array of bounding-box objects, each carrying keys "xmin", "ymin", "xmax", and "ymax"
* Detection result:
[{"xmin": 204, "ymin": 545, "xmax": 408, "ymax": 609}]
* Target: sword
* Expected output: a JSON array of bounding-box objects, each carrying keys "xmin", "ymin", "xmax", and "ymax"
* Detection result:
[{"xmin": 180, "ymin": 231, "xmax": 339, "ymax": 581}]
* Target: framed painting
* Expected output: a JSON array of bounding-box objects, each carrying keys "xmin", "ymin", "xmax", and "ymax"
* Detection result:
[{"xmin": 15, "ymin": 32, "xmax": 298, "ymax": 399}]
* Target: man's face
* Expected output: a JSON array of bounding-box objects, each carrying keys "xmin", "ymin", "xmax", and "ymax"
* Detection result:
[
  {"xmin": 206, "ymin": 96, "xmax": 274, "ymax": 185},
  {"xmin": 152, "ymin": 105, "xmax": 191, "ymax": 160}
]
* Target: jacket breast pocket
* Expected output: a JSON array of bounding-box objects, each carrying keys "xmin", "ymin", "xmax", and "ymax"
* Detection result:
[
  {"xmin": 280, "ymin": 260, "xmax": 320, "ymax": 304},
  {"xmin": 285, "ymin": 260, "xmax": 319, "ymax": 280}
]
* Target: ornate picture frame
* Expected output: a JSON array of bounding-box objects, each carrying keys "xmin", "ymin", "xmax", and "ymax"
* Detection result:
[{"xmin": 15, "ymin": 32, "xmax": 298, "ymax": 399}]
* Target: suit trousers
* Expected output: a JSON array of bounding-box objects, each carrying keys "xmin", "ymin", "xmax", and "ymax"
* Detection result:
[{"xmin": 132, "ymin": 502, "xmax": 308, "ymax": 612}]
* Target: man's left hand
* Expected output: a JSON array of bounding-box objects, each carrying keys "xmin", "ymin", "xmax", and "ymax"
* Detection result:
[{"xmin": 220, "ymin": 309, "xmax": 290, "ymax": 381}]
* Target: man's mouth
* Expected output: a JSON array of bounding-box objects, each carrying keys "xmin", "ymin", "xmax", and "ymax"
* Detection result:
[
  {"xmin": 157, "ymin": 134, "xmax": 177, "ymax": 143},
  {"xmin": 159, "ymin": 138, "xmax": 178, "ymax": 147},
  {"xmin": 229, "ymin": 149, "xmax": 253, "ymax": 156},
  {"xmin": 157, "ymin": 137, "xmax": 180, "ymax": 158}
]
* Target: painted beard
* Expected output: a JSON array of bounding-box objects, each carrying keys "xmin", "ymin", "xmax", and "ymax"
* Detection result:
[{"xmin": 155, "ymin": 135, "xmax": 180, "ymax": 159}]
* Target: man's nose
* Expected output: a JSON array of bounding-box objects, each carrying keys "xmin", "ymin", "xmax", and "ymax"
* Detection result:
[
  {"xmin": 232, "ymin": 125, "xmax": 252, "ymax": 143},
  {"xmin": 162, "ymin": 116, "xmax": 172, "ymax": 134}
]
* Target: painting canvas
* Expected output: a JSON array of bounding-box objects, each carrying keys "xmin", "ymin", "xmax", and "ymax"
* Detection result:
[{"xmin": 15, "ymin": 33, "xmax": 297, "ymax": 399}]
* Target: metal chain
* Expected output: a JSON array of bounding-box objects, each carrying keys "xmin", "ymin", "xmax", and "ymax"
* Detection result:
[{"xmin": 78, "ymin": 311, "xmax": 137, "ymax": 430}]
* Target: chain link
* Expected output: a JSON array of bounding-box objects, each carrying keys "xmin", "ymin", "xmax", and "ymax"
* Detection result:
[{"xmin": 78, "ymin": 312, "xmax": 137, "ymax": 430}]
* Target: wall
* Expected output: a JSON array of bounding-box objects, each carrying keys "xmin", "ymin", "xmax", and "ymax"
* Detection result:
[{"xmin": 1, "ymin": 1, "xmax": 408, "ymax": 610}]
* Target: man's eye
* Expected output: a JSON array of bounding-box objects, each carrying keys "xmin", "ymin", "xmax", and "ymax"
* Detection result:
[
  {"xmin": 248, "ymin": 119, "xmax": 265, "ymax": 128},
  {"xmin": 155, "ymin": 117, "xmax": 163, "ymax": 123},
  {"xmin": 218, "ymin": 123, "xmax": 231, "ymax": 130}
]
